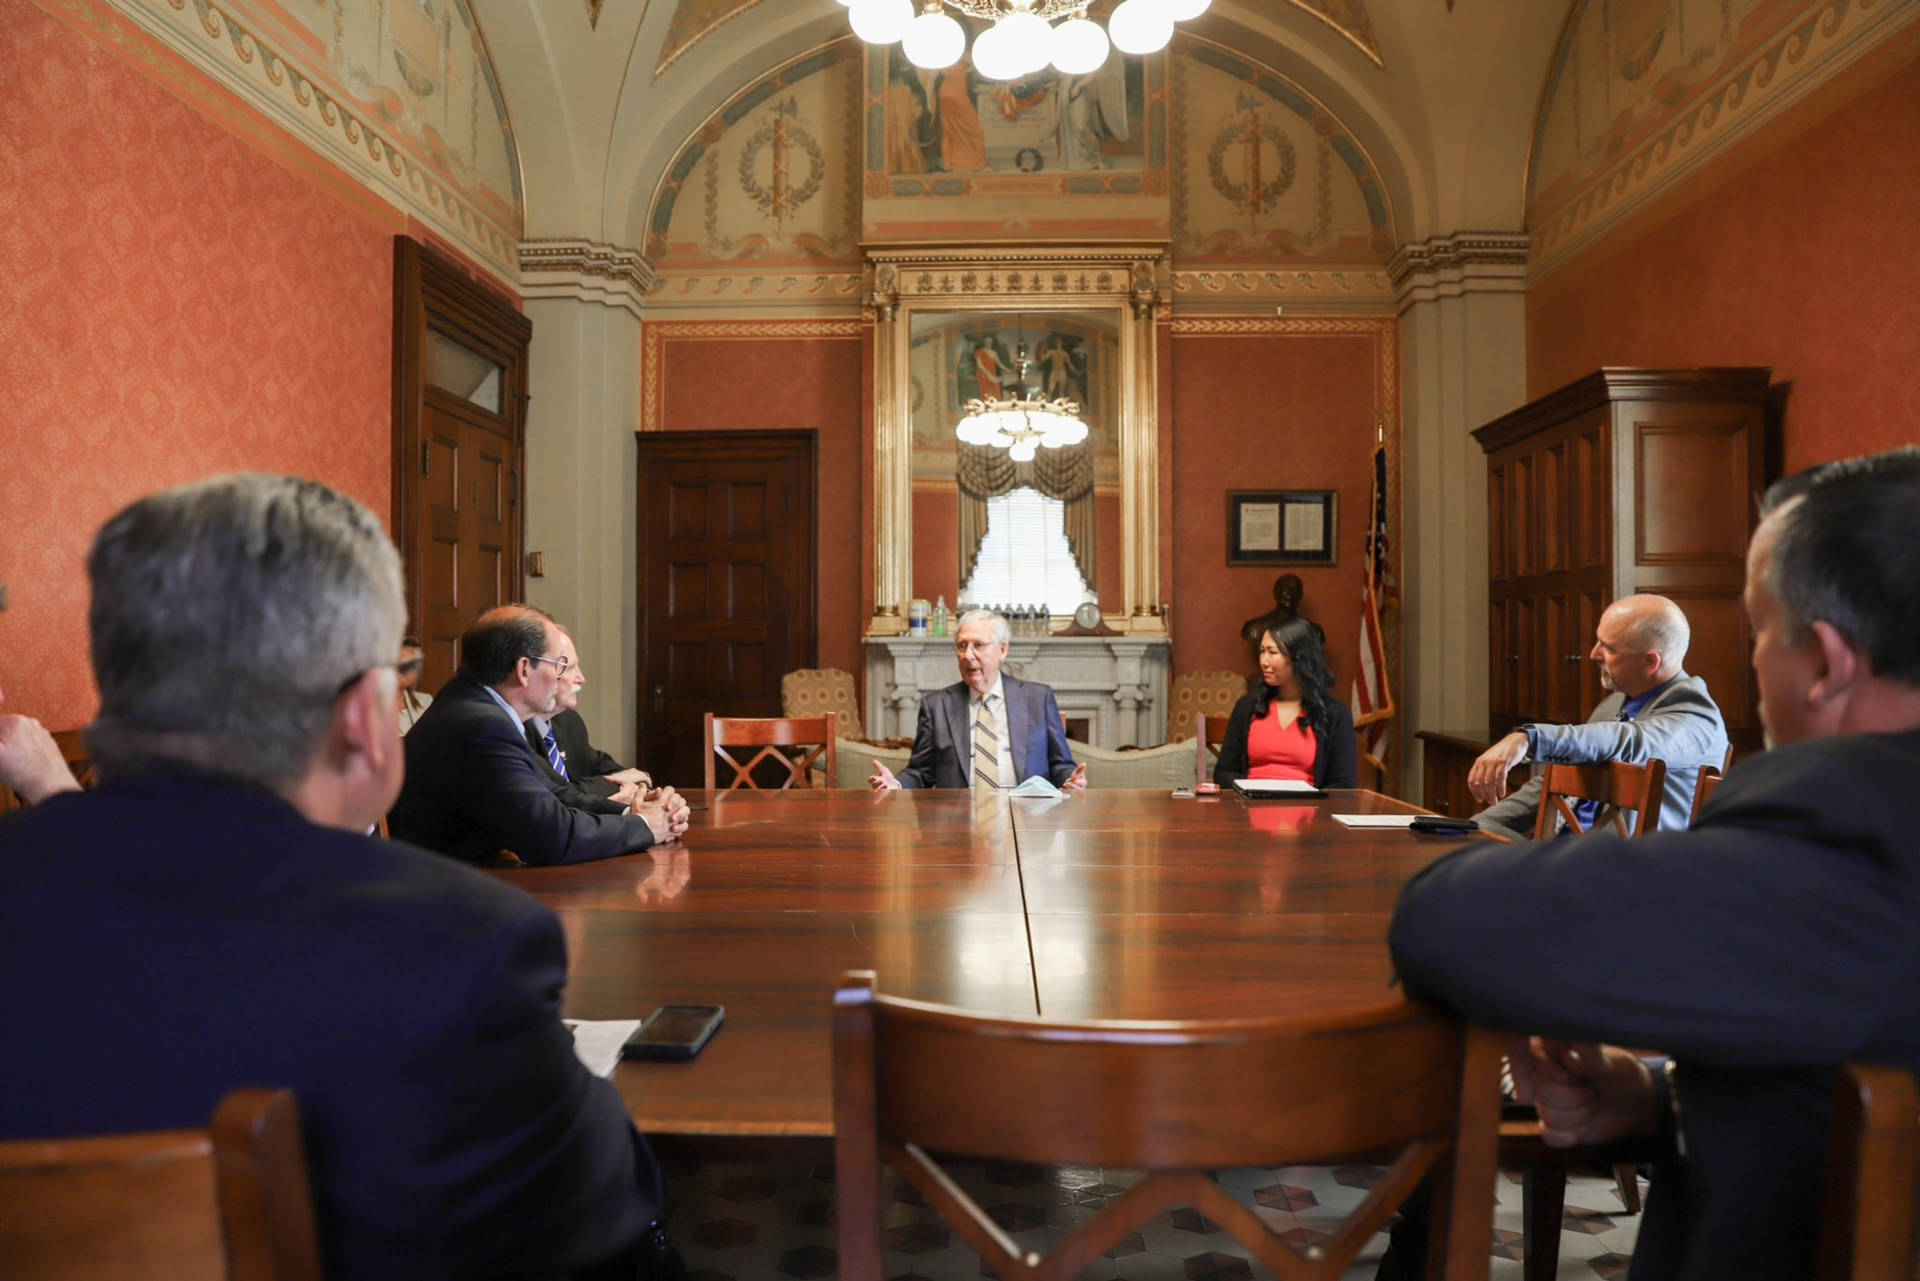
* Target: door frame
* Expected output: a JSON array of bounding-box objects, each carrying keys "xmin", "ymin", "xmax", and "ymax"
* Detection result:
[
  {"xmin": 634, "ymin": 429, "xmax": 820, "ymax": 782},
  {"xmin": 391, "ymin": 237, "xmax": 532, "ymax": 688}
]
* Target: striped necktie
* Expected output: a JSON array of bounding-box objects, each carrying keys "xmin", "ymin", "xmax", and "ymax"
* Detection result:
[
  {"xmin": 542, "ymin": 727, "xmax": 569, "ymax": 779},
  {"xmin": 972, "ymin": 694, "xmax": 1001, "ymax": 791}
]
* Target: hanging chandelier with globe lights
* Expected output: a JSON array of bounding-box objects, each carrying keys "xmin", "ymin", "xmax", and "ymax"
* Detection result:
[
  {"xmin": 954, "ymin": 325, "xmax": 1090, "ymax": 462},
  {"xmin": 840, "ymin": 0, "xmax": 1210, "ymax": 78}
]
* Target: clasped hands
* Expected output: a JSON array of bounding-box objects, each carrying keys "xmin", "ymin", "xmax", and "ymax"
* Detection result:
[
  {"xmin": 868, "ymin": 760, "xmax": 1088, "ymax": 792},
  {"xmin": 0, "ymin": 711, "xmax": 82, "ymax": 805},
  {"xmin": 629, "ymin": 784, "xmax": 691, "ymax": 843},
  {"xmin": 1508, "ymin": 1036, "xmax": 1661, "ymax": 1149}
]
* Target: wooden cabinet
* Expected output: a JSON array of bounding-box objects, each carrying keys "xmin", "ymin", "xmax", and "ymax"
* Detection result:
[
  {"xmin": 1473, "ymin": 368, "xmax": 1769, "ymax": 755},
  {"xmin": 1416, "ymin": 730, "xmax": 1490, "ymax": 819}
]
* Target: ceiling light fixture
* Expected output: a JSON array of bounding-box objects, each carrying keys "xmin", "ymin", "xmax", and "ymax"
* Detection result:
[{"xmin": 844, "ymin": 0, "xmax": 1211, "ymax": 77}]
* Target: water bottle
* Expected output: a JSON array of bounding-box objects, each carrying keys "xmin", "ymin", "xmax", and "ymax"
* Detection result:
[{"xmin": 932, "ymin": 595, "xmax": 949, "ymax": 637}]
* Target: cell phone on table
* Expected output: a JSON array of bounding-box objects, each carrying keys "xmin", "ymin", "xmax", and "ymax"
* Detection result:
[{"xmin": 621, "ymin": 1004, "xmax": 725, "ymax": 1060}]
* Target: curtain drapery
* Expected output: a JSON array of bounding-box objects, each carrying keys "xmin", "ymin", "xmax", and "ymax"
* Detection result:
[{"xmin": 956, "ymin": 441, "xmax": 1096, "ymax": 590}]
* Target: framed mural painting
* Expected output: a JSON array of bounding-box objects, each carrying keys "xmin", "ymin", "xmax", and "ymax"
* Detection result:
[{"xmin": 1227, "ymin": 490, "xmax": 1336, "ymax": 567}]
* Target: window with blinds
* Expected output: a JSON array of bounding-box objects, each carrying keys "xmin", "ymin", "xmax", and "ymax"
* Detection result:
[{"xmin": 961, "ymin": 486, "xmax": 1095, "ymax": 609}]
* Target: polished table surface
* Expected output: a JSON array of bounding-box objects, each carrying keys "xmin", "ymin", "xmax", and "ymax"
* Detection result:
[{"xmin": 492, "ymin": 787, "xmax": 1467, "ymax": 1142}]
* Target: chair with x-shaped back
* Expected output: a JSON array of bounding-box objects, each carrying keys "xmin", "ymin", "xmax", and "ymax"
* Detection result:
[
  {"xmin": 1530, "ymin": 758, "xmax": 1669, "ymax": 840},
  {"xmin": 833, "ymin": 970, "xmax": 1503, "ymax": 1281},
  {"xmin": 704, "ymin": 713, "xmax": 836, "ymax": 790}
]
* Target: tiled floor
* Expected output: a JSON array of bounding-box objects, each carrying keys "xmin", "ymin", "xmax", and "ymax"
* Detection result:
[{"xmin": 665, "ymin": 1156, "xmax": 1641, "ymax": 1279}]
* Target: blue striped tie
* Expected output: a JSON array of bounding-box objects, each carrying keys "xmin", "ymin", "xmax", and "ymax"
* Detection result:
[{"xmin": 542, "ymin": 727, "xmax": 569, "ymax": 779}]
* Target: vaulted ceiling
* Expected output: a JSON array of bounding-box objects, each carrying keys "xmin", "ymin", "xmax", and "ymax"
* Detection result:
[{"xmin": 471, "ymin": 0, "xmax": 1570, "ymax": 249}]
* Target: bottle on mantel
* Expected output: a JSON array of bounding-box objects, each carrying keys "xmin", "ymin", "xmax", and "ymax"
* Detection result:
[{"xmin": 932, "ymin": 595, "xmax": 949, "ymax": 637}]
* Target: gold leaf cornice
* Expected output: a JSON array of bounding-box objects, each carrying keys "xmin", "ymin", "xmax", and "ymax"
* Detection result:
[{"xmin": 1386, "ymin": 232, "xmax": 1530, "ymax": 289}]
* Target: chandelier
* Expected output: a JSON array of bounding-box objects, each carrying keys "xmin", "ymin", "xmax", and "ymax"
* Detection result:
[
  {"xmin": 954, "ymin": 327, "xmax": 1089, "ymax": 462},
  {"xmin": 840, "ymin": 0, "xmax": 1211, "ymax": 78}
]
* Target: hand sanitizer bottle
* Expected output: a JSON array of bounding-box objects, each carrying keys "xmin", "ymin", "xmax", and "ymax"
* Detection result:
[{"xmin": 932, "ymin": 595, "xmax": 949, "ymax": 637}]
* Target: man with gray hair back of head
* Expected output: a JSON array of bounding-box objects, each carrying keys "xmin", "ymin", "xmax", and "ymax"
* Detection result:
[{"xmin": 0, "ymin": 473, "xmax": 671, "ymax": 1280}]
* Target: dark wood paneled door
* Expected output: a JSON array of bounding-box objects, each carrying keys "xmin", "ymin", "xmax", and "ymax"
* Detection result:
[
  {"xmin": 637, "ymin": 431, "xmax": 817, "ymax": 787},
  {"xmin": 392, "ymin": 238, "xmax": 530, "ymax": 690}
]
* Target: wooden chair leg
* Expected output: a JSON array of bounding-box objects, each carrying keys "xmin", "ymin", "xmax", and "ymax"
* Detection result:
[
  {"xmin": 1612, "ymin": 1161, "xmax": 1642, "ymax": 1214},
  {"xmin": 1522, "ymin": 1164, "xmax": 1566, "ymax": 1281}
]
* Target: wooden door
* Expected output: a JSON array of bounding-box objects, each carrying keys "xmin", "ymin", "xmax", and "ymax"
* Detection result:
[
  {"xmin": 637, "ymin": 431, "xmax": 817, "ymax": 787},
  {"xmin": 392, "ymin": 238, "xmax": 530, "ymax": 689}
]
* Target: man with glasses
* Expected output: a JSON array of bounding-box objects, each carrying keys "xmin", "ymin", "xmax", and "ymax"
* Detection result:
[
  {"xmin": 870, "ymin": 608, "xmax": 1086, "ymax": 792},
  {"xmin": 0, "ymin": 474, "xmax": 671, "ymax": 1278},
  {"xmin": 391, "ymin": 604, "xmax": 689, "ymax": 864},
  {"xmin": 525, "ymin": 627, "xmax": 655, "ymax": 812},
  {"xmin": 1465, "ymin": 594, "xmax": 1727, "ymax": 838}
]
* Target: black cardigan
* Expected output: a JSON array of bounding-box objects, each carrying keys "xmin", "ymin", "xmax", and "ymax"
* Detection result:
[{"xmin": 1212, "ymin": 692, "xmax": 1358, "ymax": 788}]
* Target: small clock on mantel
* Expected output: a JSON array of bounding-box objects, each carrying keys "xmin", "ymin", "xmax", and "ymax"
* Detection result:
[{"xmin": 1054, "ymin": 601, "xmax": 1121, "ymax": 637}]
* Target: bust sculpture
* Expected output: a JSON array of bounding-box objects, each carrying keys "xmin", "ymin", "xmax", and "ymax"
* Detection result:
[{"xmin": 1240, "ymin": 573, "xmax": 1325, "ymax": 652}]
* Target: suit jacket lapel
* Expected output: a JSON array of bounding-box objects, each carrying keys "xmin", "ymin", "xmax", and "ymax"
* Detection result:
[{"xmin": 1003, "ymin": 679, "xmax": 1029, "ymax": 782}]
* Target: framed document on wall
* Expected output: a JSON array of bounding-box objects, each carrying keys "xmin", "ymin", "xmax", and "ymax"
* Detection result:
[{"xmin": 1227, "ymin": 490, "xmax": 1337, "ymax": 567}]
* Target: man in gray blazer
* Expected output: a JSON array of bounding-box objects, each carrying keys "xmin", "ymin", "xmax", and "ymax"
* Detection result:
[
  {"xmin": 1469, "ymin": 594, "xmax": 1728, "ymax": 838},
  {"xmin": 870, "ymin": 609, "xmax": 1086, "ymax": 792}
]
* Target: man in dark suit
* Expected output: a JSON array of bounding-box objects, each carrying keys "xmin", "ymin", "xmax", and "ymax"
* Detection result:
[
  {"xmin": 1387, "ymin": 447, "xmax": 1920, "ymax": 1281},
  {"xmin": 1466, "ymin": 593, "xmax": 1728, "ymax": 837},
  {"xmin": 0, "ymin": 474, "xmax": 667, "ymax": 1280},
  {"xmin": 526, "ymin": 628, "xmax": 653, "ymax": 812},
  {"xmin": 870, "ymin": 609, "xmax": 1085, "ymax": 792},
  {"xmin": 391, "ymin": 606, "xmax": 689, "ymax": 865}
]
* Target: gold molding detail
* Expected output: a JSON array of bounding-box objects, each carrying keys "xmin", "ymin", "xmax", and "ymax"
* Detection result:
[
  {"xmin": 520, "ymin": 239, "xmax": 656, "ymax": 316},
  {"xmin": 655, "ymin": 0, "xmax": 765, "ymax": 78},
  {"xmin": 78, "ymin": 0, "xmax": 519, "ymax": 282},
  {"xmin": 1529, "ymin": 0, "xmax": 1913, "ymax": 278}
]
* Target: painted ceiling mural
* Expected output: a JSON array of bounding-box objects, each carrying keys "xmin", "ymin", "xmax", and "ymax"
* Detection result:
[
  {"xmin": 647, "ymin": 45, "xmax": 863, "ymax": 269},
  {"xmin": 1170, "ymin": 40, "xmax": 1394, "ymax": 264},
  {"xmin": 656, "ymin": 0, "xmax": 764, "ymax": 76},
  {"xmin": 1289, "ymin": 0, "xmax": 1383, "ymax": 64},
  {"xmin": 1528, "ymin": 0, "xmax": 1908, "ymax": 269}
]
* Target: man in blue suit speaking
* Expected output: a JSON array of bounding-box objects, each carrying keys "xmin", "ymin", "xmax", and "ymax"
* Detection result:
[{"xmin": 871, "ymin": 609, "xmax": 1086, "ymax": 792}]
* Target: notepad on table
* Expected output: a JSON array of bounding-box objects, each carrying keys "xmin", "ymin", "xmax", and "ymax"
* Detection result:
[
  {"xmin": 564, "ymin": 1019, "xmax": 642, "ymax": 1078},
  {"xmin": 1330, "ymin": 813, "xmax": 1422, "ymax": 829},
  {"xmin": 1231, "ymin": 779, "xmax": 1327, "ymax": 799}
]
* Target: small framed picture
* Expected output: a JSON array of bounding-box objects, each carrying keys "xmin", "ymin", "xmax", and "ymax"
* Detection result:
[{"xmin": 1227, "ymin": 490, "xmax": 1337, "ymax": 566}]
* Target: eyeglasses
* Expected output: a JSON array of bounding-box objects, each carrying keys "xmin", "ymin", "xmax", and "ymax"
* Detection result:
[
  {"xmin": 396, "ymin": 656, "xmax": 425, "ymax": 677},
  {"xmin": 530, "ymin": 655, "xmax": 575, "ymax": 675}
]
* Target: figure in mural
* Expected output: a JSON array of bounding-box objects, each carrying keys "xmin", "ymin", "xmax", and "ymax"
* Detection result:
[
  {"xmin": 885, "ymin": 51, "xmax": 987, "ymax": 173},
  {"xmin": 968, "ymin": 336, "xmax": 1012, "ymax": 401},
  {"xmin": 1035, "ymin": 333, "xmax": 1084, "ymax": 404},
  {"xmin": 1240, "ymin": 573, "xmax": 1325, "ymax": 653},
  {"xmin": 1056, "ymin": 59, "xmax": 1131, "ymax": 171}
]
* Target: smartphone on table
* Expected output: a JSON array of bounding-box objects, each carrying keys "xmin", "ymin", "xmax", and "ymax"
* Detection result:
[{"xmin": 621, "ymin": 1004, "xmax": 725, "ymax": 1060}]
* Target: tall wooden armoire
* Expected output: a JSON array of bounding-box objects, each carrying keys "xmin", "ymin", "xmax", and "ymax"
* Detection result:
[{"xmin": 1473, "ymin": 368, "xmax": 1771, "ymax": 757}]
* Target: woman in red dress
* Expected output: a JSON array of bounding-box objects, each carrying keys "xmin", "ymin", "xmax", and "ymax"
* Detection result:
[{"xmin": 1213, "ymin": 614, "xmax": 1357, "ymax": 788}]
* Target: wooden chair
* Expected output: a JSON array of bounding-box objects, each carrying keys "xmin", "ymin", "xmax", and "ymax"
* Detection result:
[
  {"xmin": 1194, "ymin": 712, "xmax": 1231, "ymax": 785},
  {"xmin": 1167, "ymin": 670, "xmax": 1246, "ymax": 744},
  {"xmin": 1688, "ymin": 765, "xmax": 1723, "ymax": 827},
  {"xmin": 833, "ymin": 970, "xmax": 1503, "ymax": 1281},
  {"xmin": 1529, "ymin": 758, "xmax": 1669, "ymax": 840},
  {"xmin": 1817, "ymin": 1063, "xmax": 1920, "ymax": 1281},
  {"xmin": 704, "ymin": 713, "xmax": 835, "ymax": 790},
  {"xmin": 0, "ymin": 1088, "xmax": 322, "ymax": 1281}
]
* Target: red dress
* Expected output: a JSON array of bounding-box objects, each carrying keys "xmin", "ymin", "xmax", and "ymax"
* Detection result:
[{"xmin": 1246, "ymin": 703, "xmax": 1318, "ymax": 783}]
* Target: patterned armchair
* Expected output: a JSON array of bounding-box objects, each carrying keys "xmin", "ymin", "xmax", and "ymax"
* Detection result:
[
  {"xmin": 781, "ymin": 668, "xmax": 866, "ymax": 742},
  {"xmin": 1166, "ymin": 670, "xmax": 1248, "ymax": 744}
]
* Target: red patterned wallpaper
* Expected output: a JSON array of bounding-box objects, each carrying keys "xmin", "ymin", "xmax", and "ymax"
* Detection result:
[
  {"xmin": 1528, "ymin": 50, "xmax": 1920, "ymax": 474},
  {"xmin": 646, "ymin": 326, "xmax": 865, "ymax": 677},
  {"xmin": 1169, "ymin": 325, "xmax": 1394, "ymax": 691}
]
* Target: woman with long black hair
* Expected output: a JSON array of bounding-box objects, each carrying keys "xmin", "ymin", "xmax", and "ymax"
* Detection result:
[{"xmin": 1213, "ymin": 614, "xmax": 1357, "ymax": 788}]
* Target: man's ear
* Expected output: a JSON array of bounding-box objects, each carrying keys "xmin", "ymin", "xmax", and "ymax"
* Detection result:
[
  {"xmin": 1804, "ymin": 620, "xmax": 1861, "ymax": 707},
  {"xmin": 332, "ymin": 670, "xmax": 396, "ymax": 778}
]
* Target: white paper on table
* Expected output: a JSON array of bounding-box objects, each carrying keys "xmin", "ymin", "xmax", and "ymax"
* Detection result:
[
  {"xmin": 1331, "ymin": 814, "xmax": 1422, "ymax": 828},
  {"xmin": 1233, "ymin": 778, "xmax": 1323, "ymax": 796},
  {"xmin": 564, "ymin": 1019, "xmax": 642, "ymax": 1078}
]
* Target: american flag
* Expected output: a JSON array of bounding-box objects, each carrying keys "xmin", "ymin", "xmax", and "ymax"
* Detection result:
[{"xmin": 1351, "ymin": 438, "xmax": 1395, "ymax": 774}]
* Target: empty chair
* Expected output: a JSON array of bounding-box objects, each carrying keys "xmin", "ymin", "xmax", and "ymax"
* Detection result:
[
  {"xmin": 704, "ymin": 713, "xmax": 836, "ymax": 790},
  {"xmin": 833, "ymin": 969, "xmax": 1503, "ymax": 1281},
  {"xmin": 1816, "ymin": 1063, "xmax": 1919, "ymax": 1281},
  {"xmin": 1530, "ymin": 758, "xmax": 1669, "ymax": 840},
  {"xmin": 0, "ymin": 1088, "xmax": 321, "ymax": 1281},
  {"xmin": 1168, "ymin": 670, "xmax": 1247, "ymax": 744}
]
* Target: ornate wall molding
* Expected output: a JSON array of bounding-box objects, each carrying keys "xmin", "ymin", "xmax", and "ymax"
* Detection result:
[
  {"xmin": 1388, "ymin": 232, "xmax": 1529, "ymax": 309},
  {"xmin": 519, "ymin": 240, "xmax": 655, "ymax": 316},
  {"xmin": 865, "ymin": 245, "xmax": 1171, "ymax": 319},
  {"xmin": 1170, "ymin": 267, "xmax": 1394, "ymax": 313},
  {"xmin": 1528, "ymin": 0, "xmax": 1915, "ymax": 280},
  {"xmin": 74, "ymin": 0, "xmax": 523, "ymax": 284}
]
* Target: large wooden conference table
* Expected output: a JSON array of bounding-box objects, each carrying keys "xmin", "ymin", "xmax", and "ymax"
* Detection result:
[{"xmin": 493, "ymin": 787, "xmax": 1468, "ymax": 1151}]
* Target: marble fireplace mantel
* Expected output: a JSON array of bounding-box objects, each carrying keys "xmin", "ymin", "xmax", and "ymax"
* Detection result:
[{"xmin": 864, "ymin": 635, "xmax": 1171, "ymax": 750}]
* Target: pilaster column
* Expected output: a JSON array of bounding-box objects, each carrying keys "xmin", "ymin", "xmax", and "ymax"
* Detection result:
[
  {"xmin": 518, "ymin": 240, "xmax": 652, "ymax": 761},
  {"xmin": 1391, "ymin": 232, "xmax": 1529, "ymax": 803}
]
